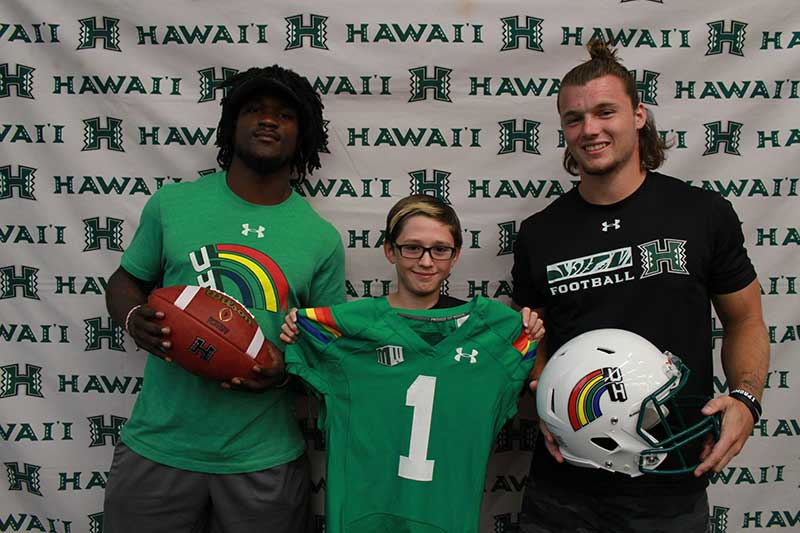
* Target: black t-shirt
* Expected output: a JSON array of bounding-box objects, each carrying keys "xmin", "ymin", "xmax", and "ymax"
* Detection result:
[
  {"xmin": 431, "ymin": 294, "xmax": 467, "ymax": 309},
  {"xmin": 512, "ymin": 171, "xmax": 756, "ymax": 494}
]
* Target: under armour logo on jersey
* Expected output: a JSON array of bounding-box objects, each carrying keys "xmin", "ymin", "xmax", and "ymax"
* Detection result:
[
  {"xmin": 241, "ymin": 223, "xmax": 265, "ymax": 238},
  {"xmin": 377, "ymin": 345, "xmax": 405, "ymax": 366},
  {"xmin": 454, "ymin": 347, "xmax": 478, "ymax": 364},
  {"xmin": 601, "ymin": 219, "xmax": 621, "ymax": 232}
]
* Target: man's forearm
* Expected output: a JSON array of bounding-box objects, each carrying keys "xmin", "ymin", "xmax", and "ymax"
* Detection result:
[
  {"xmin": 720, "ymin": 316, "xmax": 770, "ymax": 401},
  {"xmin": 106, "ymin": 267, "xmax": 152, "ymax": 328}
]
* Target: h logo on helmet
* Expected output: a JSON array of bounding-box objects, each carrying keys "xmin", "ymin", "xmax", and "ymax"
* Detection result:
[{"xmin": 602, "ymin": 367, "xmax": 628, "ymax": 402}]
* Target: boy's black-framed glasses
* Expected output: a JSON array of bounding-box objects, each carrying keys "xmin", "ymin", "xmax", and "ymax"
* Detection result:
[{"xmin": 394, "ymin": 243, "xmax": 457, "ymax": 261}]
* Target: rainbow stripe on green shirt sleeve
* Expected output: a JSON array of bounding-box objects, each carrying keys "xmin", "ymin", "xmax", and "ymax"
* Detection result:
[
  {"xmin": 297, "ymin": 307, "xmax": 342, "ymax": 345},
  {"xmin": 513, "ymin": 331, "xmax": 537, "ymax": 362}
]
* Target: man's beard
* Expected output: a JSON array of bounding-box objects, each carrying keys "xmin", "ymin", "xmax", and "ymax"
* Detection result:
[
  {"xmin": 234, "ymin": 143, "xmax": 293, "ymax": 176},
  {"xmin": 581, "ymin": 159, "xmax": 620, "ymax": 177},
  {"xmin": 575, "ymin": 148, "xmax": 631, "ymax": 178}
]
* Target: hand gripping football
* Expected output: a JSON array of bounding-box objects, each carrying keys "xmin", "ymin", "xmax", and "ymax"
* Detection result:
[{"xmin": 147, "ymin": 285, "xmax": 279, "ymax": 381}]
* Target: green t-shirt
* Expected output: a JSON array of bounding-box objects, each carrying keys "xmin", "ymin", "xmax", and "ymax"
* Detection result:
[
  {"xmin": 120, "ymin": 171, "xmax": 345, "ymax": 473},
  {"xmin": 285, "ymin": 297, "xmax": 536, "ymax": 533}
]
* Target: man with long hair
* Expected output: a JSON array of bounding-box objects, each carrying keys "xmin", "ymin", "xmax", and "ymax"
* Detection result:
[
  {"xmin": 103, "ymin": 65, "xmax": 345, "ymax": 532},
  {"xmin": 512, "ymin": 39, "xmax": 769, "ymax": 532}
]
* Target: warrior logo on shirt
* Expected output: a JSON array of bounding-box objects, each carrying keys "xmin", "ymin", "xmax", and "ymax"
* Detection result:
[
  {"xmin": 547, "ymin": 239, "xmax": 689, "ymax": 295},
  {"xmin": 189, "ymin": 244, "xmax": 289, "ymax": 312},
  {"xmin": 548, "ymin": 247, "xmax": 633, "ymax": 284},
  {"xmin": 638, "ymin": 239, "xmax": 688, "ymax": 278}
]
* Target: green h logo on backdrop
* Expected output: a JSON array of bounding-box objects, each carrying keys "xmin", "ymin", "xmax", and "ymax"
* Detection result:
[
  {"xmin": 87, "ymin": 415, "xmax": 127, "ymax": 447},
  {"xmin": 88, "ymin": 513, "xmax": 104, "ymax": 533},
  {"xmin": 83, "ymin": 217, "xmax": 124, "ymax": 251},
  {"xmin": 0, "ymin": 363, "xmax": 44, "ymax": 398},
  {"xmin": 0, "ymin": 64, "xmax": 35, "ymax": 99},
  {"xmin": 198, "ymin": 66, "xmax": 239, "ymax": 103},
  {"xmin": 0, "ymin": 165, "xmax": 36, "ymax": 200},
  {"xmin": 498, "ymin": 119, "xmax": 541, "ymax": 154},
  {"xmin": 498, "ymin": 222, "xmax": 518, "ymax": 256},
  {"xmin": 4, "ymin": 462, "xmax": 43, "ymax": 496},
  {"xmin": 500, "ymin": 16, "xmax": 544, "ymax": 51},
  {"xmin": 704, "ymin": 121, "xmax": 744, "ymax": 155},
  {"xmin": 408, "ymin": 66, "xmax": 452, "ymax": 102},
  {"xmin": 320, "ymin": 120, "xmax": 330, "ymax": 153},
  {"xmin": 285, "ymin": 14, "xmax": 328, "ymax": 50},
  {"xmin": 84, "ymin": 318, "xmax": 125, "ymax": 352},
  {"xmin": 629, "ymin": 69, "xmax": 660, "ymax": 105},
  {"xmin": 82, "ymin": 117, "xmax": 124, "ymax": 152},
  {"xmin": 709, "ymin": 506, "xmax": 729, "ymax": 533},
  {"xmin": 77, "ymin": 16, "xmax": 121, "ymax": 51},
  {"xmin": 706, "ymin": 20, "xmax": 747, "ymax": 56},
  {"xmin": 0, "ymin": 265, "xmax": 39, "ymax": 299},
  {"xmin": 409, "ymin": 169, "xmax": 451, "ymax": 203}
]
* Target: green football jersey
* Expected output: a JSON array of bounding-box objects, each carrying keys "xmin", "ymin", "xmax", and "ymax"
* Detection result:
[{"xmin": 285, "ymin": 296, "xmax": 536, "ymax": 533}]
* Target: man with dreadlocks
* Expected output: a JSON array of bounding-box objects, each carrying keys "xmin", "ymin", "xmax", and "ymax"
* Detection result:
[
  {"xmin": 512, "ymin": 39, "xmax": 768, "ymax": 532},
  {"xmin": 103, "ymin": 65, "xmax": 344, "ymax": 532}
]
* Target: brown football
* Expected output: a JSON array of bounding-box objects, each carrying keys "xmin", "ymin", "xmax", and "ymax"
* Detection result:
[{"xmin": 147, "ymin": 285, "xmax": 278, "ymax": 381}]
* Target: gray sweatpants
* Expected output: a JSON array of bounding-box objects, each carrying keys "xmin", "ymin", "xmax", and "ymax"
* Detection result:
[{"xmin": 103, "ymin": 443, "xmax": 310, "ymax": 533}]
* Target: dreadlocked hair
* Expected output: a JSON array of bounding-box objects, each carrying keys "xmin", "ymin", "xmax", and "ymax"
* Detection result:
[
  {"xmin": 215, "ymin": 65, "xmax": 327, "ymax": 182},
  {"xmin": 559, "ymin": 38, "xmax": 670, "ymax": 176}
]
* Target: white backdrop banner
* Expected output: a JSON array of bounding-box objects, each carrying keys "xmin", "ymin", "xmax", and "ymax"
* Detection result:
[{"xmin": 1, "ymin": 1, "xmax": 798, "ymax": 532}]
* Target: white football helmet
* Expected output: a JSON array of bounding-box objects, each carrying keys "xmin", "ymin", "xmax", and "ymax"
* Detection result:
[{"xmin": 536, "ymin": 329, "xmax": 718, "ymax": 477}]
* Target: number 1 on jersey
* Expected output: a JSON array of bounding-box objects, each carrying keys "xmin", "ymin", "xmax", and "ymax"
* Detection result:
[{"xmin": 398, "ymin": 375, "xmax": 436, "ymax": 482}]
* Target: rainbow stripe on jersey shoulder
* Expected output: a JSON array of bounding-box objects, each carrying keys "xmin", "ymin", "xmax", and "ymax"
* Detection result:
[
  {"xmin": 297, "ymin": 307, "xmax": 342, "ymax": 344},
  {"xmin": 513, "ymin": 331, "xmax": 537, "ymax": 362}
]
